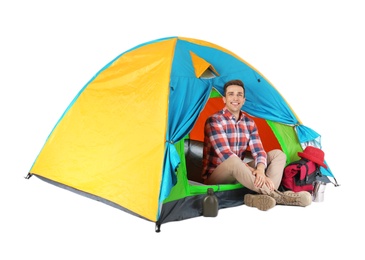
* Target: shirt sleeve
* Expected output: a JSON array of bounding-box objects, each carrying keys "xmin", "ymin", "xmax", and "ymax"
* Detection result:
[
  {"xmin": 205, "ymin": 117, "xmax": 237, "ymax": 162},
  {"xmin": 248, "ymin": 122, "xmax": 267, "ymax": 167}
]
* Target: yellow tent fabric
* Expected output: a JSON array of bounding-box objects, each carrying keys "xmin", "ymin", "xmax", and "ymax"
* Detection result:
[{"xmin": 31, "ymin": 39, "xmax": 176, "ymax": 221}]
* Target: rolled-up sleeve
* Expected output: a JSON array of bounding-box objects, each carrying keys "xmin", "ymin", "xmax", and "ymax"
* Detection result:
[{"xmin": 248, "ymin": 123, "xmax": 267, "ymax": 167}]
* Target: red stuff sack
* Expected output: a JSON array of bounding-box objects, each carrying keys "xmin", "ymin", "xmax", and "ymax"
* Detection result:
[{"xmin": 281, "ymin": 159, "xmax": 322, "ymax": 192}]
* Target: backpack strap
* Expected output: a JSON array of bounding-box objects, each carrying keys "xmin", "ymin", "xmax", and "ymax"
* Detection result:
[
  {"xmin": 296, "ymin": 159, "xmax": 323, "ymax": 185},
  {"xmin": 296, "ymin": 159, "xmax": 311, "ymax": 185}
]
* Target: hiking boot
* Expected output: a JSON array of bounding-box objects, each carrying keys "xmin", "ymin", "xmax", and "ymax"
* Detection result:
[
  {"xmin": 284, "ymin": 190, "xmax": 310, "ymax": 196},
  {"xmin": 270, "ymin": 190, "xmax": 312, "ymax": 207},
  {"xmin": 244, "ymin": 194, "xmax": 276, "ymax": 211}
]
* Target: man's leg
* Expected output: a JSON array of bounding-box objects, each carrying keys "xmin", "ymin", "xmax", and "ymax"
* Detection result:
[
  {"xmin": 265, "ymin": 149, "xmax": 287, "ymax": 189},
  {"xmin": 264, "ymin": 150, "xmax": 312, "ymax": 207},
  {"xmin": 205, "ymin": 155, "xmax": 271, "ymax": 194},
  {"xmin": 205, "ymin": 156, "xmax": 276, "ymax": 211}
]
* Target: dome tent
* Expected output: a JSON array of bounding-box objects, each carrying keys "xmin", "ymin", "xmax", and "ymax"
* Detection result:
[{"xmin": 27, "ymin": 36, "xmax": 336, "ymax": 232}]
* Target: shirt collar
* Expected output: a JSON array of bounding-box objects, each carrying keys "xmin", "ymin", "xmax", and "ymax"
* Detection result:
[{"xmin": 222, "ymin": 107, "xmax": 243, "ymax": 121}]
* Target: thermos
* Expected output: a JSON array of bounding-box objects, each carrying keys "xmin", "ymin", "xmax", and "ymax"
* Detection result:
[
  {"xmin": 312, "ymin": 181, "xmax": 326, "ymax": 202},
  {"xmin": 203, "ymin": 188, "xmax": 218, "ymax": 217}
]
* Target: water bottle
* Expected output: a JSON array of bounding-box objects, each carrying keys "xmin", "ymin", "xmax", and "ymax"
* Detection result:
[{"xmin": 203, "ymin": 188, "xmax": 218, "ymax": 217}]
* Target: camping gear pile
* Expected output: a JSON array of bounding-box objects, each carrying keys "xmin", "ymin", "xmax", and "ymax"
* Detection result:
[
  {"xmin": 280, "ymin": 146, "xmax": 327, "ymax": 193},
  {"xmin": 27, "ymin": 36, "xmax": 337, "ymax": 232}
]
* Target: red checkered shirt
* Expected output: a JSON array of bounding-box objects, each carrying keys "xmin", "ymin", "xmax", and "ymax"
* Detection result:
[{"xmin": 202, "ymin": 107, "xmax": 267, "ymax": 178}]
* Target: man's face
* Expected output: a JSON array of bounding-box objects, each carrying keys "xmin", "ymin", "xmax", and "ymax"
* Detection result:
[{"xmin": 223, "ymin": 84, "xmax": 245, "ymax": 115}]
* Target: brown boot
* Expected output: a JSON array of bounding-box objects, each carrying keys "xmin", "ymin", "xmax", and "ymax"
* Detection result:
[
  {"xmin": 270, "ymin": 190, "xmax": 312, "ymax": 207},
  {"xmin": 244, "ymin": 194, "xmax": 276, "ymax": 211}
]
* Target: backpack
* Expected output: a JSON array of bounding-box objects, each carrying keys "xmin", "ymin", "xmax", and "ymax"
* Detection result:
[{"xmin": 280, "ymin": 158, "xmax": 322, "ymax": 192}]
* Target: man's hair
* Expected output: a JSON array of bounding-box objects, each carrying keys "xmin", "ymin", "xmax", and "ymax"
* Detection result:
[{"xmin": 223, "ymin": 79, "xmax": 245, "ymax": 96}]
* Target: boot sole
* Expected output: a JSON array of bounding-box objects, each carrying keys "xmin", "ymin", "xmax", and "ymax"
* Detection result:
[{"xmin": 244, "ymin": 194, "xmax": 276, "ymax": 211}]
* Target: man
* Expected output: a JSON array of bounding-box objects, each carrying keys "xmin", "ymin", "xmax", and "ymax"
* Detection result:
[{"xmin": 202, "ymin": 79, "xmax": 311, "ymax": 211}]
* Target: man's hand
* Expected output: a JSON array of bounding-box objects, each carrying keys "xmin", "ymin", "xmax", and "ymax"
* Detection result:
[
  {"xmin": 253, "ymin": 168, "xmax": 266, "ymax": 188},
  {"xmin": 264, "ymin": 177, "xmax": 275, "ymax": 191}
]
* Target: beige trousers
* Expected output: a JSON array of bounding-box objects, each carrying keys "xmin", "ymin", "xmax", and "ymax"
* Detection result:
[{"xmin": 205, "ymin": 149, "xmax": 286, "ymax": 195}]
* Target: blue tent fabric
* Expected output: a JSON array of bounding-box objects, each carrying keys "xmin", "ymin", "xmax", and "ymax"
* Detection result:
[
  {"xmin": 296, "ymin": 125, "xmax": 321, "ymax": 144},
  {"xmin": 159, "ymin": 72, "xmax": 213, "ymax": 214}
]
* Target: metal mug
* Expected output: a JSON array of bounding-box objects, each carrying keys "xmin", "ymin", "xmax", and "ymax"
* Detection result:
[{"xmin": 312, "ymin": 181, "xmax": 326, "ymax": 202}]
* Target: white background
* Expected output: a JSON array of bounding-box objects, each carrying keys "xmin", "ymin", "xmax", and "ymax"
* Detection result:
[{"xmin": 1, "ymin": 1, "xmax": 363, "ymax": 259}]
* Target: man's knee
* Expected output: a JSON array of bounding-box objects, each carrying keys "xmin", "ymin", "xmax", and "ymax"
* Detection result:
[{"xmin": 268, "ymin": 149, "xmax": 286, "ymax": 161}]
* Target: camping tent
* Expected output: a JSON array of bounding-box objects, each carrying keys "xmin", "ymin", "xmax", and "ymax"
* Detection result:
[{"xmin": 27, "ymin": 36, "xmax": 336, "ymax": 232}]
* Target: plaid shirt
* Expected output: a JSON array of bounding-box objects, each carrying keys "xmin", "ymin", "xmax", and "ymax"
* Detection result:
[{"xmin": 202, "ymin": 107, "xmax": 267, "ymax": 178}]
